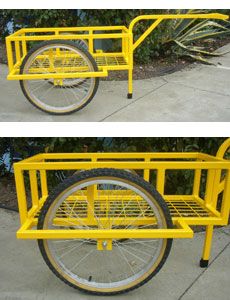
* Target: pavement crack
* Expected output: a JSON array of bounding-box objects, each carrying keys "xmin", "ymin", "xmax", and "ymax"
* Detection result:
[
  {"xmin": 220, "ymin": 229, "xmax": 230, "ymax": 236},
  {"xmin": 178, "ymin": 240, "xmax": 230, "ymax": 300},
  {"xmin": 99, "ymin": 81, "xmax": 168, "ymax": 121},
  {"xmin": 170, "ymin": 82, "xmax": 229, "ymax": 98},
  {"xmin": 159, "ymin": 77, "xmax": 169, "ymax": 84}
]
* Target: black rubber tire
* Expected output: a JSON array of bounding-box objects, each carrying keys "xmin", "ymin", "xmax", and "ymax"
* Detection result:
[
  {"xmin": 74, "ymin": 39, "xmax": 88, "ymax": 50},
  {"xmin": 19, "ymin": 40, "xmax": 99, "ymax": 115},
  {"xmin": 38, "ymin": 168, "xmax": 173, "ymax": 295}
]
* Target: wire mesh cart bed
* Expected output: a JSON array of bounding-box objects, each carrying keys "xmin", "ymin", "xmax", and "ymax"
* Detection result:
[
  {"xmin": 6, "ymin": 13, "xmax": 228, "ymax": 115},
  {"xmin": 14, "ymin": 138, "xmax": 230, "ymax": 295}
]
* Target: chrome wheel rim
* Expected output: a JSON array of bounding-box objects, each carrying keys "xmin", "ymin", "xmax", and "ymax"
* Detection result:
[
  {"xmin": 42, "ymin": 177, "xmax": 167, "ymax": 291},
  {"xmin": 22, "ymin": 44, "xmax": 95, "ymax": 113}
]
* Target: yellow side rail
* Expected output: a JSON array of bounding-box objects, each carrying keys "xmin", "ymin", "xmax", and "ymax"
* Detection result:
[
  {"xmin": 13, "ymin": 139, "xmax": 230, "ymax": 242},
  {"xmin": 126, "ymin": 13, "xmax": 228, "ymax": 95},
  {"xmin": 5, "ymin": 12, "xmax": 229, "ymax": 107},
  {"xmin": 11, "ymin": 139, "xmax": 230, "ymax": 291},
  {"xmin": 129, "ymin": 13, "xmax": 228, "ymax": 51},
  {"xmin": 6, "ymin": 13, "xmax": 228, "ymax": 82},
  {"xmin": 13, "ymin": 138, "xmax": 230, "ymax": 267}
]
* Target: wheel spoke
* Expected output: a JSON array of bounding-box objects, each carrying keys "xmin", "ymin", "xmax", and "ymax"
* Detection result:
[
  {"xmin": 58, "ymin": 240, "xmax": 89, "ymax": 259},
  {"xmin": 39, "ymin": 171, "xmax": 171, "ymax": 293},
  {"xmin": 114, "ymin": 241, "xmax": 135, "ymax": 275},
  {"xmin": 21, "ymin": 42, "xmax": 97, "ymax": 114},
  {"xmin": 60, "ymin": 201, "xmax": 90, "ymax": 229},
  {"xmin": 116, "ymin": 243, "xmax": 147, "ymax": 264},
  {"xmin": 70, "ymin": 248, "xmax": 96, "ymax": 271},
  {"xmin": 118, "ymin": 242, "xmax": 153, "ymax": 257}
]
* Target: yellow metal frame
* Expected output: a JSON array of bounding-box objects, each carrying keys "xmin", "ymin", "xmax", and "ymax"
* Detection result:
[
  {"xmin": 14, "ymin": 138, "xmax": 230, "ymax": 258},
  {"xmin": 6, "ymin": 13, "xmax": 228, "ymax": 96}
]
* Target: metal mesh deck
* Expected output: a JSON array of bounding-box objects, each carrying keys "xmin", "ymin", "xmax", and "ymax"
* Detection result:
[
  {"xmin": 94, "ymin": 55, "xmax": 127, "ymax": 67},
  {"xmin": 36, "ymin": 196, "xmax": 211, "ymax": 219},
  {"xmin": 16, "ymin": 52, "xmax": 128, "ymax": 75},
  {"xmin": 166, "ymin": 199, "xmax": 210, "ymax": 218},
  {"xmin": 57, "ymin": 199, "xmax": 154, "ymax": 219}
]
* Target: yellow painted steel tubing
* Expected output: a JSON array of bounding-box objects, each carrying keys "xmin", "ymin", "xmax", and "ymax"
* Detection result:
[
  {"xmin": 17, "ymin": 229, "xmax": 193, "ymax": 239},
  {"xmin": 216, "ymin": 138, "xmax": 230, "ymax": 159},
  {"xmin": 213, "ymin": 138, "xmax": 230, "ymax": 210},
  {"xmin": 220, "ymin": 170, "xmax": 230, "ymax": 222},
  {"xmin": 201, "ymin": 140, "xmax": 230, "ymax": 262},
  {"xmin": 8, "ymin": 33, "xmax": 129, "ymax": 42},
  {"xmin": 17, "ymin": 224, "xmax": 194, "ymax": 240},
  {"xmin": 14, "ymin": 168, "xmax": 28, "ymax": 224},
  {"xmin": 27, "ymin": 152, "xmax": 201, "ymax": 160},
  {"xmin": 7, "ymin": 70, "xmax": 108, "ymax": 81},
  {"xmin": 13, "ymin": 138, "xmax": 230, "ymax": 238},
  {"xmin": 29, "ymin": 215, "xmax": 225, "ymax": 227},
  {"xmin": 40, "ymin": 170, "xmax": 48, "ymax": 197},
  {"xmin": 129, "ymin": 13, "xmax": 228, "ymax": 31},
  {"xmin": 132, "ymin": 18, "xmax": 163, "ymax": 51},
  {"xmin": 29, "ymin": 170, "xmax": 39, "ymax": 208},
  {"xmin": 202, "ymin": 225, "xmax": 214, "ymax": 261},
  {"xmin": 12, "ymin": 26, "xmax": 128, "ymax": 35},
  {"xmin": 13, "ymin": 161, "xmax": 230, "ymax": 171},
  {"xmin": 6, "ymin": 13, "xmax": 228, "ymax": 83},
  {"xmin": 5, "ymin": 39, "xmax": 14, "ymax": 72},
  {"xmin": 13, "ymin": 152, "xmax": 224, "ymax": 162},
  {"xmin": 129, "ymin": 13, "xmax": 229, "ymax": 51}
]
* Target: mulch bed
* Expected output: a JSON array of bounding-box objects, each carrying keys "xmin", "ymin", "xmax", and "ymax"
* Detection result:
[{"xmin": 0, "ymin": 176, "xmax": 19, "ymax": 211}]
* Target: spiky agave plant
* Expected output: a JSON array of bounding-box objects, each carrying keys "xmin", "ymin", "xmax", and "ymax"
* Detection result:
[{"xmin": 162, "ymin": 9, "xmax": 230, "ymax": 64}]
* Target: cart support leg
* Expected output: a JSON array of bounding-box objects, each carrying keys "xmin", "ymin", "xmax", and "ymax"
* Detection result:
[
  {"xmin": 200, "ymin": 225, "xmax": 214, "ymax": 268},
  {"xmin": 127, "ymin": 69, "xmax": 133, "ymax": 99}
]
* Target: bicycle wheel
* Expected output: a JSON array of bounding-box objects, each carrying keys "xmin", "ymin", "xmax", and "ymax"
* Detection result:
[
  {"xmin": 20, "ymin": 40, "xmax": 99, "ymax": 115},
  {"xmin": 38, "ymin": 168, "xmax": 173, "ymax": 295}
]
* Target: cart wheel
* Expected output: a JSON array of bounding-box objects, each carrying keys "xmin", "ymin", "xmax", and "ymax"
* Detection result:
[
  {"xmin": 20, "ymin": 40, "xmax": 99, "ymax": 115},
  {"xmin": 38, "ymin": 168, "xmax": 172, "ymax": 295}
]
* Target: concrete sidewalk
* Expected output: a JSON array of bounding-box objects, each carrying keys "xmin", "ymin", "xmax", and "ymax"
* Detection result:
[
  {"xmin": 0, "ymin": 208, "xmax": 230, "ymax": 300},
  {"xmin": 0, "ymin": 44, "xmax": 229, "ymax": 122}
]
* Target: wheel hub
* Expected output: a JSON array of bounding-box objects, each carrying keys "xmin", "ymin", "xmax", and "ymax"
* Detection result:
[{"xmin": 97, "ymin": 239, "xmax": 113, "ymax": 250}]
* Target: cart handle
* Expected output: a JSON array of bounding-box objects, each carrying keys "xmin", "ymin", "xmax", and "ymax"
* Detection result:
[
  {"xmin": 215, "ymin": 139, "xmax": 230, "ymax": 206},
  {"xmin": 129, "ymin": 13, "xmax": 229, "ymax": 51},
  {"xmin": 216, "ymin": 138, "xmax": 230, "ymax": 159}
]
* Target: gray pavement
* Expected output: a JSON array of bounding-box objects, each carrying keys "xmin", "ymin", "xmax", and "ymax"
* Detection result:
[
  {"xmin": 0, "ymin": 208, "xmax": 230, "ymax": 300},
  {"xmin": 0, "ymin": 44, "xmax": 230, "ymax": 122}
]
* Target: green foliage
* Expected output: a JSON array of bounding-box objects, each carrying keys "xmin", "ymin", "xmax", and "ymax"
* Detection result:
[
  {"xmin": 1, "ymin": 9, "xmax": 229, "ymax": 64},
  {"xmin": 78, "ymin": 9, "xmax": 173, "ymax": 63},
  {"xmin": 0, "ymin": 10, "xmax": 11, "ymax": 37},
  {"xmin": 161, "ymin": 9, "xmax": 230, "ymax": 64},
  {"xmin": 106, "ymin": 137, "xmax": 225, "ymax": 154},
  {"xmin": 1, "ymin": 9, "xmax": 80, "ymax": 31}
]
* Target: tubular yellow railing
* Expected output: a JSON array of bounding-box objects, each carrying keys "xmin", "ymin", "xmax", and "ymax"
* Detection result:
[
  {"xmin": 129, "ymin": 13, "xmax": 228, "ymax": 50},
  {"xmin": 14, "ymin": 139, "xmax": 230, "ymax": 243},
  {"xmin": 5, "ymin": 13, "xmax": 229, "ymax": 115},
  {"xmin": 13, "ymin": 138, "xmax": 230, "ymax": 291}
]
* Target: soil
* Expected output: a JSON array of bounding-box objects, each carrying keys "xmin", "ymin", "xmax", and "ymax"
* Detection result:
[
  {"xmin": 0, "ymin": 42, "xmax": 7, "ymax": 64},
  {"xmin": 0, "ymin": 176, "xmax": 19, "ymax": 211},
  {"xmin": 0, "ymin": 176, "xmax": 31, "ymax": 211},
  {"xmin": 104, "ymin": 58, "xmax": 191, "ymax": 81},
  {"xmin": 1, "ymin": 37, "xmax": 230, "ymax": 80}
]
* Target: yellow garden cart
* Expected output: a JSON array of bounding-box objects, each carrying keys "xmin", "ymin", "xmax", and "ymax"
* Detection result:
[
  {"xmin": 14, "ymin": 138, "xmax": 230, "ymax": 295},
  {"xmin": 6, "ymin": 13, "xmax": 228, "ymax": 115}
]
